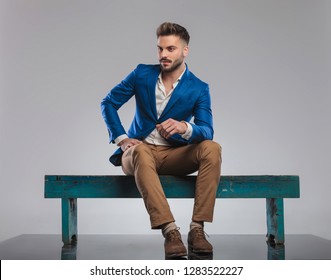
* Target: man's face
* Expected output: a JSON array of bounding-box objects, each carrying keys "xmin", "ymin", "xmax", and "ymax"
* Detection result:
[{"xmin": 157, "ymin": 35, "xmax": 189, "ymax": 73}]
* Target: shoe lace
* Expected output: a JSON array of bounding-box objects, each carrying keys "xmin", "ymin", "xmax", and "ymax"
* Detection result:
[
  {"xmin": 167, "ymin": 228, "xmax": 181, "ymax": 241},
  {"xmin": 192, "ymin": 226, "xmax": 210, "ymax": 239}
]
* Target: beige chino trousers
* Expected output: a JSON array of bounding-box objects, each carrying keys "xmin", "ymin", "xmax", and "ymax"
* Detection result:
[{"xmin": 121, "ymin": 140, "xmax": 222, "ymax": 229}]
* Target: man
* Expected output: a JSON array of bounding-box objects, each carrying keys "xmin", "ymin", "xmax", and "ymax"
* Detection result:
[{"xmin": 101, "ymin": 22, "xmax": 221, "ymax": 258}]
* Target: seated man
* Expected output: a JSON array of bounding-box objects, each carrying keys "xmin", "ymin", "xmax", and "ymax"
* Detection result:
[{"xmin": 101, "ymin": 22, "xmax": 222, "ymax": 258}]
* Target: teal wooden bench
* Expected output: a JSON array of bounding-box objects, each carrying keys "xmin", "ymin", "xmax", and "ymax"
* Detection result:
[{"xmin": 44, "ymin": 175, "xmax": 300, "ymax": 246}]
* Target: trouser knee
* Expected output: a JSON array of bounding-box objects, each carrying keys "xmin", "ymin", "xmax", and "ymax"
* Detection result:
[{"xmin": 198, "ymin": 140, "xmax": 222, "ymax": 162}]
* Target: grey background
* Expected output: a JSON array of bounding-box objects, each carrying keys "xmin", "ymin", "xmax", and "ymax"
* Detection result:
[{"xmin": 1, "ymin": 0, "xmax": 330, "ymax": 242}]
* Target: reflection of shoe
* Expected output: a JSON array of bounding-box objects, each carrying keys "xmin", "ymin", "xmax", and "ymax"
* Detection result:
[
  {"xmin": 164, "ymin": 229, "xmax": 187, "ymax": 258},
  {"xmin": 188, "ymin": 227, "xmax": 213, "ymax": 254}
]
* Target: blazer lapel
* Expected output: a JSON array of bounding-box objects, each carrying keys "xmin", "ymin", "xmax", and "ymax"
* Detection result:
[
  {"xmin": 159, "ymin": 68, "xmax": 192, "ymax": 120},
  {"xmin": 146, "ymin": 67, "xmax": 160, "ymax": 120}
]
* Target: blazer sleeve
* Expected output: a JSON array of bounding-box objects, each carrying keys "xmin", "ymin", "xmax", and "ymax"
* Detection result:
[
  {"xmin": 190, "ymin": 84, "xmax": 214, "ymax": 143},
  {"xmin": 100, "ymin": 67, "xmax": 137, "ymax": 143}
]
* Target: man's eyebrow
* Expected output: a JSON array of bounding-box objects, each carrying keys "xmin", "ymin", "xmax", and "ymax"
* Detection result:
[{"xmin": 157, "ymin": 45, "xmax": 177, "ymax": 49}]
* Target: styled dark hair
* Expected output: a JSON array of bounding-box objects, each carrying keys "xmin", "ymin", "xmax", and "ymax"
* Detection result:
[{"xmin": 156, "ymin": 22, "xmax": 190, "ymax": 45}]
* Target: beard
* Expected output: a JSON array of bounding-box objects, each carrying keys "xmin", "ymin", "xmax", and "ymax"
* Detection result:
[{"xmin": 160, "ymin": 57, "xmax": 184, "ymax": 73}]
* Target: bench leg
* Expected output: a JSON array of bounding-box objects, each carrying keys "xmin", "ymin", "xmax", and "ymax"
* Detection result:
[
  {"xmin": 266, "ymin": 198, "xmax": 284, "ymax": 245},
  {"xmin": 62, "ymin": 198, "xmax": 77, "ymax": 245},
  {"xmin": 61, "ymin": 243, "xmax": 77, "ymax": 260},
  {"xmin": 267, "ymin": 242, "xmax": 285, "ymax": 260}
]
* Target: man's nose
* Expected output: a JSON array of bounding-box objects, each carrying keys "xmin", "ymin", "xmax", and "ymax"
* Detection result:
[{"xmin": 160, "ymin": 49, "xmax": 168, "ymax": 58}]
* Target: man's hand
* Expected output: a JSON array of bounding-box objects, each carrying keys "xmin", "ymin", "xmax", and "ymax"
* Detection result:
[
  {"xmin": 118, "ymin": 138, "xmax": 142, "ymax": 151},
  {"xmin": 156, "ymin": 118, "xmax": 187, "ymax": 139}
]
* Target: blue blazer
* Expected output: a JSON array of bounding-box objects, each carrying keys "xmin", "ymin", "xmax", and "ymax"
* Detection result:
[{"xmin": 101, "ymin": 64, "xmax": 214, "ymax": 166}]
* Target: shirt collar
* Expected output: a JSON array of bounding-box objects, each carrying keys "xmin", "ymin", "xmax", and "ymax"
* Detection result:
[{"xmin": 158, "ymin": 65, "xmax": 187, "ymax": 85}]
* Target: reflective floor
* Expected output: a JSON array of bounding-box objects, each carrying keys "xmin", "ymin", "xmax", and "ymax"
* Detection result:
[{"xmin": 0, "ymin": 234, "xmax": 330, "ymax": 260}]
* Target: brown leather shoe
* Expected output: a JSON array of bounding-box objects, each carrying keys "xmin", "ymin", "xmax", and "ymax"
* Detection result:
[
  {"xmin": 164, "ymin": 229, "xmax": 187, "ymax": 258},
  {"xmin": 188, "ymin": 227, "xmax": 213, "ymax": 254}
]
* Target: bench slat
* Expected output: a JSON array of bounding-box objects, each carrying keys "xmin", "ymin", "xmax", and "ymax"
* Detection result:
[{"xmin": 44, "ymin": 175, "xmax": 300, "ymax": 199}]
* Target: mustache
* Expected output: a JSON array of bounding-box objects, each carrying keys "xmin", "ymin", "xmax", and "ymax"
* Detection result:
[{"xmin": 160, "ymin": 59, "xmax": 172, "ymax": 63}]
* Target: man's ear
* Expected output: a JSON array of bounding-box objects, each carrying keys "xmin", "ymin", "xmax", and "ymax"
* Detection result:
[{"xmin": 183, "ymin": 45, "xmax": 189, "ymax": 57}]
